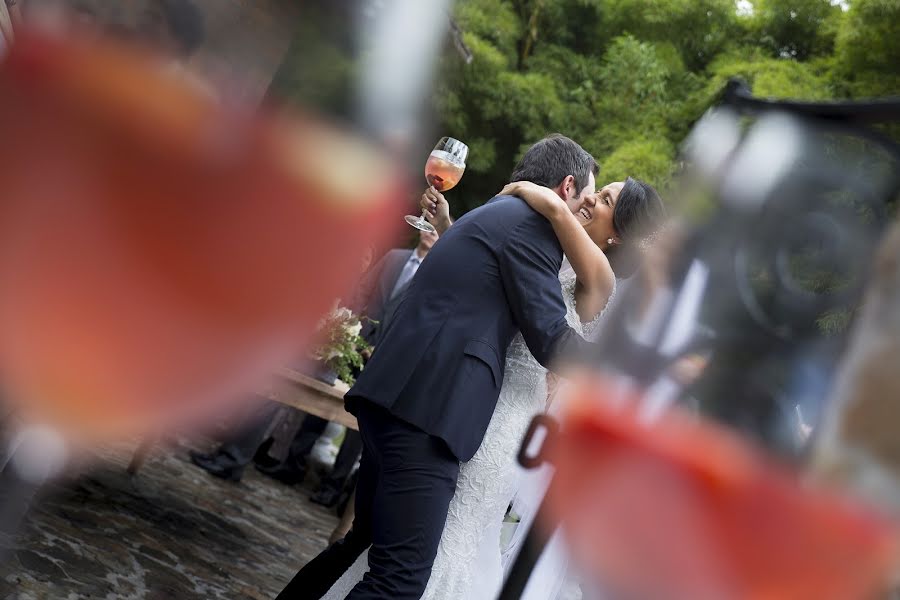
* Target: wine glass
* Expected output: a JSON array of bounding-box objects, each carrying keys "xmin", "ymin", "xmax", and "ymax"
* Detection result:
[{"xmin": 406, "ymin": 136, "xmax": 468, "ymax": 233}]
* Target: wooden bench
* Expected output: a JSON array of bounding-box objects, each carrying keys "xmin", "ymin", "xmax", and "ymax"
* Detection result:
[
  {"xmin": 266, "ymin": 367, "xmax": 357, "ymax": 431},
  {"xmin": 127, "ymin": 369, "xmax": 357, "ymax": 475},
  {"xmin": 267, "ymin": 369, "xmax": 358, "ymax": 545},
  {"xmin": 127, "ymin": 368, "xmax": 360, "ymax": 545}
]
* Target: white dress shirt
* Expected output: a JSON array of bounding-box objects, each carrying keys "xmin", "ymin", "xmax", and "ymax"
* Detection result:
[{"xmin": 390, "ymin": 251, "xmax": 424, "ymax": 299}]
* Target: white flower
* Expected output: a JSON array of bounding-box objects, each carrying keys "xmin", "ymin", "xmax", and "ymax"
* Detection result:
[{"xmin": 347, "ymin": 322, "xmax": 363, "ymax": 338}]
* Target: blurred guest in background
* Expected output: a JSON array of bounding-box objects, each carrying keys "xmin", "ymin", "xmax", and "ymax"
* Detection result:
[
  {"xmin": 190, "ymin": 229, "xmax": 439, "ymax": 507},
  {"xmin": 258, "ymin": 229, "xmax": 440, "ymax": 505},
  {"xmin": 136, "ymin": 0, "xmax": 204, "ymax": 64},
  {"xmin": 0, "ymin": 0, "xmax": 19, "ymax": 56}
]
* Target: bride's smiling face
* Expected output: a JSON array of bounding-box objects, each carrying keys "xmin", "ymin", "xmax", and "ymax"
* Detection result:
[{"xmin": 577, "ymin": 181, "xmax": 624, "ymax": 249}]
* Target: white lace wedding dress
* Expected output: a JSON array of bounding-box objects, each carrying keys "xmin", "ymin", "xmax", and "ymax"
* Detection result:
[{"xmin": 322, "ymin": 268, "xmax": 612, "ymax": 600}]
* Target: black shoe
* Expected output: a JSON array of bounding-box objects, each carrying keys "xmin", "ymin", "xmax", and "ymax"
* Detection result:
[
  {"xmin": 252, "ymin": 453, "xmax": 280, "ymax": 470},
  {"xmin": 189, "ymin": 450, "xmax": 243, "ymax": 482},
  {"xmin": 254, "ymin": 461, "xmax": 306, "ymax": 485},
  {"xmin": 252, "ymin": 438, "xmax": 278, "ymax": 468},
  {"xmin": 309, "ymin": 486, "xmax": 341, "ymax": 508}
]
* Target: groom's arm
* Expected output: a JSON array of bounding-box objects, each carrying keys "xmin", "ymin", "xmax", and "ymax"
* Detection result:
[{"xmin": 498, "ymin": 218, "xmax": 597, "ymax": 371}]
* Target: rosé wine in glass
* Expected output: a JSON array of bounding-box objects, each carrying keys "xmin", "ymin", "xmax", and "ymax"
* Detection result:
[
  {"xmin": 425, "ymin": 150, "xmax": 465, "ymax": 192},
  {"xmin": 406, "ymin": 137, "xmax": 468, "ymax": 233}
]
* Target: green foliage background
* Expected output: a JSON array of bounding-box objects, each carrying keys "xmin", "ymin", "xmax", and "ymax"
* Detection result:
[
  {"xmin": 271, "ymin": 0, "xmax": 897, "ymax": 218},
  {"xmin": 266, "ymin": 1, "xmax": 898, "ymax": 432},
  {"xmin": 431, "ymin": 0, "xmax": 898, "ymax": 215}
]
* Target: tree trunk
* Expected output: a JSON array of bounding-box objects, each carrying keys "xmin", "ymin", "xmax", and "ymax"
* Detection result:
[{"xmin": 518, "ymin": 0, "xmax": 544, "ymax": 70}]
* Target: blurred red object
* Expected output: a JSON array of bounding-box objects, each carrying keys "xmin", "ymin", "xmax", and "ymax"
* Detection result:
[
  {"xmin": 546, "ymin": 375, "xmax": 899, "ymax": 600},
  {"xmin": 0, "ymin": 28, "xmax": 405, "ymax": 441}
]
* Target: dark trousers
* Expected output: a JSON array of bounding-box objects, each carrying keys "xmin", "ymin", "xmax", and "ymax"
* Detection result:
[
  {"xmin": 216, "ymin": 400, "xmax": 281, "ymax": 471},
  {"xmin": 213, "ymin": 404, "xmax": 362, "ymax": 490},
  {"xmin": 279, "ymin": 415, "xmax": 363, "ymax": 490},
  {"xmin": 275, "ymin": 402, "xmax": 460, "ymax": 600}
]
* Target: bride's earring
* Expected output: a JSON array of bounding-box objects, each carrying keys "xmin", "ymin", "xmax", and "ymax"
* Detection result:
[{"xmin": 607, "ymin": 238, "xmax": 614, "ymax": 245}]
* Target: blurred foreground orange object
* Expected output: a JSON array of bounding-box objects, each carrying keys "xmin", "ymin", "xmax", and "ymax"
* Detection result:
[
  {"xmin": 0, "ymin": 29, "xmax": 405, "ymax": 441},
  {"xmin": 546, "ymin": 375, "xmax": 899, "ymax": 600}
]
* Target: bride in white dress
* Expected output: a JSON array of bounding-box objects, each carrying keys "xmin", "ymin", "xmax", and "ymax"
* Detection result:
[{"xmin": 322, "ymin": 177, "xmax": 665, "ymax": 600}]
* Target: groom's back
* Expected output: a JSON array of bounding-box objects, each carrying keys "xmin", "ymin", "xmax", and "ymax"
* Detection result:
[
  {"xmin": 347, "ymin": 195, "xmax": 567, "ymax": 461},
  {"xmin": 413, "ymin": 195, "xmax": 538, "ymax": 307}
]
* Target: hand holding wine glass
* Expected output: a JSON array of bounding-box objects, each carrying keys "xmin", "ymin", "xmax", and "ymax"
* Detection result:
[
  {"xmin": 420, "ymin": 186, "xmax": 452, "ymax": 235},
  {"xmin": 405, "ymin": 136, "xmax": 467, "ymax": 233}
]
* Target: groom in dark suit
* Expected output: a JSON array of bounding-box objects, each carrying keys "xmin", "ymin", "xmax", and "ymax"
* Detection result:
[{"xmin": 276, "ymin": 134, "xmax": 599, "ymax": 599}]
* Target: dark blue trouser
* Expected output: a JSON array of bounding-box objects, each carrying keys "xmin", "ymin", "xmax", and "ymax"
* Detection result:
[{"xmin": 275, "ymin": 402, "xmax": 459, "ymax": 600}]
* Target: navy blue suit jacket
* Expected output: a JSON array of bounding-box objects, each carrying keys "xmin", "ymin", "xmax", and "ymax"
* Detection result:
[{"xmin": 346, "ymin": 195, "xmax": 585, "ymax": 461}]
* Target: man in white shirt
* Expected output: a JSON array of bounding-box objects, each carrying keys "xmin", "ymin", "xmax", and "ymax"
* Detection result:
[{"xmin": 362, "ymin": 227, "xmax": 440, "ymax": 346}]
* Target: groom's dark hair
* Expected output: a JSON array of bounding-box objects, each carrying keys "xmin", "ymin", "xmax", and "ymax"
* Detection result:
[{"xmin": 509, "ymin": 134, "xmax": 599, "ymax": 193}]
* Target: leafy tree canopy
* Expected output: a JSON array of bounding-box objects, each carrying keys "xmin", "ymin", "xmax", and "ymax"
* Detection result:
[
  {"xmin": 430, "ymin": 0, "xmax": 897, "ymax": 214},
  {"xmin": 272, "ymin": 0, "xmax": 897, "ymax": 216}
]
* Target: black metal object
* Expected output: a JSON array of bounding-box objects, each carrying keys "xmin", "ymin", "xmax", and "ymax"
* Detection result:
[
  {"xmin": 516, "ymin": 414, "xmax": 558, "ymax": 470},
  {"xmin": 498, "ymin": 81, "xmax": 900, "ymax": 599},
  {"xmin": 722, "ymin": 79, "xmax": 900, "ymax": 126}
]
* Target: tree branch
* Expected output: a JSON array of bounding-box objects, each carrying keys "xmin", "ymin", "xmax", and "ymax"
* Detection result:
[
  {"xmin": 519, "ymin": 0, "xmax": 544, "ymax": 70},
  {"xmin": 447, "ymin": 14, "xmax": 473, "ymax": 64}
]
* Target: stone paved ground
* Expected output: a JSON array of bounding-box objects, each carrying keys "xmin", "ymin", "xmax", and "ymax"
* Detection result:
[{"xmin": 0, "ymin": 441, "xmax": 337, "ymax": 599}]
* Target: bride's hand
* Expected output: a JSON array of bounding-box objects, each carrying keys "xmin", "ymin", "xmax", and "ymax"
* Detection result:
[{"xmin": 499, "ymin": 181, "xmax": 565, "ymax": 219}]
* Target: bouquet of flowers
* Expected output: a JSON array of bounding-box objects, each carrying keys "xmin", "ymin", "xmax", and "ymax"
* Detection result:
[{"xmin": 311, "ymin": 305, "xmax": 372, "ymax": 385}]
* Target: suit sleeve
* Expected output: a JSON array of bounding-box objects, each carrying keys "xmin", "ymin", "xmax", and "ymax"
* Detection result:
[
  {"xmin": 349, "ymin": 253, "xmax": 390, "ymax": 315},
  {"xmin": 498, "ymin": 218, "xmax": 597, "ymax": 370}
]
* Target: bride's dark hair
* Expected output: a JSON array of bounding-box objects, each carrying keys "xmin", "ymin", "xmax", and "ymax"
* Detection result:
[
  {"xmin": 614, "ymin": 177, "xmax": 666, "ymax": 242},
  {"xmin": 607, "ymin": 177, "xmax": 667, "ymax": 278}
]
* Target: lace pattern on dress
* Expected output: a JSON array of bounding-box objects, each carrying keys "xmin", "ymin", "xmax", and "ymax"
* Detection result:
[
  {"xmin": 422, "ymin": 267, "xmax": 612, "ymax": 600},
  {"xmin": 321, "ymin": 266, "xmax": 615, "ymax": 600}
]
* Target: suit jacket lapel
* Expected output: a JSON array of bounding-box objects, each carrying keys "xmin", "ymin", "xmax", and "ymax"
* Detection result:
[{"xmin": 378, "ymin": 249, "xmax": 412, "ymax": 306}]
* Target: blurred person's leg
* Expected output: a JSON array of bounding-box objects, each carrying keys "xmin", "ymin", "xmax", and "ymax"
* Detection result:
[
  {"xmin": 189, "ymin": 398, "xmax": 279, "ymax": 482},
  {"xmin": 311, "ymin": 362, "xmax": 365, "ymax": 505},
  {"xmin": 256, "ymin": 413, "xmax": 328, "ymax": 485},
  {"xmin": 336, "ymin": 469, "xmax": 358, "ymax": 518},
  {"xmin": 329, "ymin": 488, "xmax": 355, "ymax": 545},
  {"xmin": 311, "ymin": 428, "xmax": 362, "ymax": 507}
]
